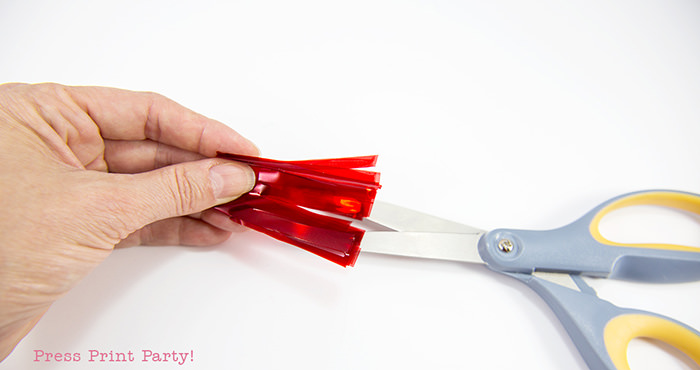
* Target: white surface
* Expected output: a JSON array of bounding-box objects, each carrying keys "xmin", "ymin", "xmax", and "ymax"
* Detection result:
[{"xmin": 1, "ymin": 1, "xmax": 700, "ymax": 369}]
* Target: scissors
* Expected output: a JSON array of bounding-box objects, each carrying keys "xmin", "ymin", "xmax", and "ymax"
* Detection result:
[{"xmin": 357, "ymin": 189, "xmax": 700, "ymax": 370}]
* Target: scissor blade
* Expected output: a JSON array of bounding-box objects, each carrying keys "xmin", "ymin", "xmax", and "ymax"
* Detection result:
[
  {"xmin": 367, "ymin": 202, "xmax": 485, "ymax": 234},
  {"xmin": 532, "ymin": 271, "xmax": 584, "ymax": 292},
  {"xmin": 360, "ymin": 231, "xmax": 485, "ymax": 264}
]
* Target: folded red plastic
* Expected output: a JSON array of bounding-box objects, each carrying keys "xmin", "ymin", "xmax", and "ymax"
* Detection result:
[{"xmin": 214, "ymin": 153, "xmax": 381, "ymax": 267}]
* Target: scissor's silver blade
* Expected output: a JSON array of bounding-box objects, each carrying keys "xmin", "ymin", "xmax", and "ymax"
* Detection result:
[
  {"xmin": 532, "ymin": 271, "xmax": 582, "ymax": 292},
  {"xmin": 360, "ymin": 231, "xmax": 485, "ymax": 264},
  {"xmin": 531, "ymin": 272, "xmax": 596, "ymax": 295},
  {"xmin": 367, "ymin": 202, "xmax": 485, "ymax": 234}
]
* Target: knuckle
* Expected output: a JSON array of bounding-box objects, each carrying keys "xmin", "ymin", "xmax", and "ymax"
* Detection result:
[
  {"xmin": 165, "ymin": 165, "xmax": 207, "ymax": 216},
  {"xmin": 153, "ymin": 142, "xmax": 173, "ymax": 169}
]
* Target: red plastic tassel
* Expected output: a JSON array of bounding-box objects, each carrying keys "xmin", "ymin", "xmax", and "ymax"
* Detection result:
[{"xmin": 215, "ymin": 153, "xmax": 381, "ymax": 267}]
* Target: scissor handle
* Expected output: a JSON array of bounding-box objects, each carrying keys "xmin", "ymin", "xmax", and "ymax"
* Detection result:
[
  {"xmin": 507, "ymin": 272, "xmax": 700, "ymax": 370},
  {"xmin": 605, "ymin": 313, "xmax": 700, "ymax": 369},
  {"xmin": 479, "ymin": 190, "xmax": 700, "ymax": 282}
]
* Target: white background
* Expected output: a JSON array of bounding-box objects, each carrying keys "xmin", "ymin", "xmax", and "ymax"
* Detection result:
[{"xmin": 1, "ymin": 0, "xmax": 700, "ymax": 369}]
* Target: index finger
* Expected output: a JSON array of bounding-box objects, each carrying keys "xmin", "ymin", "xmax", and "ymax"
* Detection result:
[{"xmin": 67, "ymin": 86, "xmax": 259, "ymax": 157}]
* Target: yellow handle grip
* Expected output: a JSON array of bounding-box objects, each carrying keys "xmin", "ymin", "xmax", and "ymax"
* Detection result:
[
  {"xmin": 604, "ymin": 313, "xmax": 700, "ymax": 370},
  {"xmin": 590, "ymin": 191, "xmax": 700, "ymax": 253}
]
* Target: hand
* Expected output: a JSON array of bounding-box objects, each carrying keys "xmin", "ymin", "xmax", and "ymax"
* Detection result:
[{"xmin": 0, "ymin": 83, "xmax": 258, "ymax": 361}]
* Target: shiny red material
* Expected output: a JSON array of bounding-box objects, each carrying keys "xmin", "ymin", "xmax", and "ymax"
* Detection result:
[{"xmin": 215, "ymin": 153, "xmax": 381, "ymax": 267}]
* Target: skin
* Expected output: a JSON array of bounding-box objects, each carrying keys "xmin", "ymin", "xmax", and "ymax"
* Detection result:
[{"xmin": 0, "ymin": 83, "xmax": 259, "ymax": 361}]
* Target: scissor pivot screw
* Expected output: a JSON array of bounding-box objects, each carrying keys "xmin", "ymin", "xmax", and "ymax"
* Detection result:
[{"xmin": 497, "ymin": 239, "xmax": 514, "ymax": 253}]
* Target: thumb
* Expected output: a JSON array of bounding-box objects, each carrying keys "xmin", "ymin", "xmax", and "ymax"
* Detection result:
[{"xmin": 118, "ymin": 159, "xmax": 255, "ymax": 226}]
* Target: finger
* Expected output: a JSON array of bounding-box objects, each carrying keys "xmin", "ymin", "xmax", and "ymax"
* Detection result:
[
  {"xmin": 7, "ymin": 83, "xmax": 109, "ymax": 170},
  {"xmin": 185, "ymin": 209, "xmax": 248, "ymax": 232},
  {"xmin": 65, "ymin": 86, "xmax": 259, "ymax": 157},
  {"xmin": 200, "ymin": 208, "xmax": 249, "ymax": 233},
  {"xmin": 103, "ymin": 139, "xmax": 205, "ymax": 173},
  {"xmin": 180, "ymin": 210, "xmax": 247, "ymax": 232},
  {"xmin": 109, "ymin": 158, "xmax": 255, "ymax": 231},
  {"xmin": 116, "ymin": 217, "xmax": 232, "ymax": 248}
]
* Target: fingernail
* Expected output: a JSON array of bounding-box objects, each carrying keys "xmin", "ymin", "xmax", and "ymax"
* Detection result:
[{"xmin": 209, "ymin": 163, "xmax": 256, "ymax": 200}]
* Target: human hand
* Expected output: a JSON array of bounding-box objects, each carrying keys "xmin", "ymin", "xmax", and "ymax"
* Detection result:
[{"xmin": 0, "ymin": 83, "xmax": 258, "ymax": 361}]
